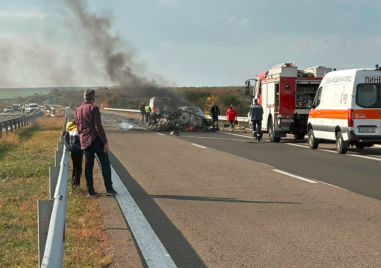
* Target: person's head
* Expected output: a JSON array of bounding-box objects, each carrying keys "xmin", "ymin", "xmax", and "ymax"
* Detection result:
[
  {"xmin": 141, "ymin": 102, "xmax": 144, "ymax": 105},
  {"xmin": 213, "ymin": 102, "xmax": 216, "ymax": 106},
  {"xmin": 230, "ymin": 105, "xmax": 233, "ymax": 109},
  {"xmin": 71, "ymin": 119, "xmax": 76, "ymax": 125},
  {"xmin": 254, "ymin": 99, "xmax": 258, "ymax": 104},
  {"xmin": 84, "ymin": 89, "xmax": 95, "ymax": 103}
]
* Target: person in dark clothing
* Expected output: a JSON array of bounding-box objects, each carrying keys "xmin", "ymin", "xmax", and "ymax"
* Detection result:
[
  {"xmin": 64, "ymin": 120, "xmax": 83, "ymax": 189},
  {"xmin": 209, "ymin": 102, "xmax": 220, "ymax": 128},
  {"xmin": 75, "ymin": 89, "xmax": 117, "ymax": 197},
  {"xmin": 250, "ymin": 99, "xmax": 264, "ymax": 141},
  {"xmin": 138, "ymin": 102, "xmax": 146, "ymax": 123}
]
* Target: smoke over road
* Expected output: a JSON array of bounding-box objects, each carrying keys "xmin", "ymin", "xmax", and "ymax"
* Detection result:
[
  {"xmin": 61, "ymin": 0, "xmax": 182, "ymax": 105},
  {"xmin": 1, "ymin": 0, "xmax": 182, "ymax": 106}
]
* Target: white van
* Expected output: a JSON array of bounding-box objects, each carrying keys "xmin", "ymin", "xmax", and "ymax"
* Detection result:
[
  {"xmin": 25, "ymin": 103, "xmax": 39, "ymax": 114},
  {"xmin": 307, "ymin": 66, "xmax": 381, "ymax": 154}
]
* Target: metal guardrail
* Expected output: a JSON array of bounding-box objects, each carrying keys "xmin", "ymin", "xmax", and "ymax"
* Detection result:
[
  {"xmin": 38, "ymin": 111, "xmax": 69, "ymax": 268},
  {"xmin": 0, "ymin": 111, "xmax": 44, "ymax": 138},
  {"xmin": 104, "ymin": 108, "xmax": 249, "ymax": 122}
]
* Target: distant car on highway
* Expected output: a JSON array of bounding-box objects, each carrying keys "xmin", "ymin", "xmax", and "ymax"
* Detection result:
[
  {"xmin": 4, "ymin": 106, "xmax": 14, "ymax": 113},
  {"xmin": 25, "ymin": 103, "xmax": 38, "ymax": 114},
  {"xmin": 13, "ymin": 104, "xmax": 21, "ymax": 111}
]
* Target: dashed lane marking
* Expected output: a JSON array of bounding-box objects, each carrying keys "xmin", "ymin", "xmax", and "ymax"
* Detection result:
[
  {"xmin": 192, "ymin": 143, "xmax": 207, "ymax": 149},
  {"xmin": 285, "ymin": 143, "xmax": 308, "ymax": 148},
  {"xmin": 157, "ymin": 133, "xmax": 165, "ymax": 136},
  {"xmin": 348, "ymin": 154, "xmax": 381, "ymax": 162},
  {"xmin": 273, "ymin": 169, "xmax": 318, "ymax": 184}
]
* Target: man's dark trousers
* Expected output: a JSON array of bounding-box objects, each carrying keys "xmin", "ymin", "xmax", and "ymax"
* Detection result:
[
  {"xmin": 141, "ymin": 113, "xmax": 145, "ymax": 123},
  {"xmin": 145, "ymin": 113, "xmax": 149, "ymax": 123},
  {"xmin": 83, "ymin": 137, "xmax": 113, "ymax": 192},
  {"xmin": 252, "ymin": 120, "xmax": 262, "ymax": 139},
  {"xmin": 71, "ymin": 151, "xmax": 83, "ymax": 186}
]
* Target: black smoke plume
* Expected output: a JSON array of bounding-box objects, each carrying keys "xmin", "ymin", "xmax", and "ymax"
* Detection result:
[{"xmin": 61, "ymin": 0, "xmax": 183, "ymax": 107}]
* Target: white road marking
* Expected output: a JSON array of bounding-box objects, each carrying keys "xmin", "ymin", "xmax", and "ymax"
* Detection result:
[
  {"xmin": 182, "ymin": 136, "xmax": 247, "ymax": 142},
  {"xmin": 319, "ymin": 149, "xmax": 337, "ymax": 154},
  {"xmin": 348, "ymin": 154, "xmax": 381, "ymax": 162},
  {"xmin": 192, "ymin": 143, "xmax": 207, "ymax": 149},
  {"xmin": 317, "ymin": 181, "xmax": 349, "ymax": 191},
  {"xmin": 110, "ymin": 166, "xmax": 178, "ymax": 268},
  {"xmin": 285, "ymin": 143, "xmax": 308, "ymax": 148},
  {"xmin": 157, "ymin": 133, "xmax": 165, "ymax": 136},
  {"xmin": 273, "ymin": 169, "xmax": 318, "ymax": 184}
]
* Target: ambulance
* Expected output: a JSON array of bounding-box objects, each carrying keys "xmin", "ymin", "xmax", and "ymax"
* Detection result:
[{"xmin": 307, "ymin": 65, "xmax": 381, "ymax": 154}]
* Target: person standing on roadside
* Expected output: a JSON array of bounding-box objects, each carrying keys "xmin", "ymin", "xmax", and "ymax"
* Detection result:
[
  {"xmin": 75, "ymin": 89, "xmax": 117, "ymax": 197},
  {"xmin": 22, "ymin": 104, "xmax": 25, "ymax": 114},
  {"xmin": 250, "ymin": 99, "xmax": 264, "ymax": 141},
  {"xmin": 145, "ymin": 103, "xmax": 151, "ymax": 123},
  {"xmin": 209, "ymin": 102, "xmax": 220, "ymax": 129},
  {"xmin": 226, "ymin": 105, "xmax": 238, "ymax": 132},
  {"xmin": 64, "ymin": 120, "xmax": 83, "ymax": 189},
  {"xmin": 139, "ymin": 102, "xmax": 146, "ymax": 123}
]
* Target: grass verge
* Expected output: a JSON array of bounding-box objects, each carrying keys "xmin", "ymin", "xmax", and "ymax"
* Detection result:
[{"xmin": 0, "ymin": 117, "xmax": 112, "ymax": 267}]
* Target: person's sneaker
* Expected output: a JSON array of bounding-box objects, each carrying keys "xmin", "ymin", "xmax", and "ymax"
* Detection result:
[
  {"xmin": 106, "ymin": 189, "xmax": 118, "ymax": 196},
  {"xmin": 88, "ymin": 191, "xmax": 100, "ymax": 197}
]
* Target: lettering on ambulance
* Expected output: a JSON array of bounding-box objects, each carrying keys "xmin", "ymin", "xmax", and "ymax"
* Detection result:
[
  {"xmin": 326, "ymin": 76, "xmax": 352, "ymax": 84},
  {"xmin": 365, "ymin": 77, "xmax": 381, "ymax": 83}
]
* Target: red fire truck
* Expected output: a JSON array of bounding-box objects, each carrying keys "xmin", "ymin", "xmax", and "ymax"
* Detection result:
[{"xmin": 245, "ymin": 63, "xmax": 332, "ymax": 142}]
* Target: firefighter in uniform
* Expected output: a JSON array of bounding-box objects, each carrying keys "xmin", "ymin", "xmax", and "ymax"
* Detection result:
[{"xmin": 250, "ymin": 99, "xmax": 264, "ymax": 142}]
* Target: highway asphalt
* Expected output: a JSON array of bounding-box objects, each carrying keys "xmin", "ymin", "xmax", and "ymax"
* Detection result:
[
  {"xmin": 175, "ymin": 131, "xmax": 381, "ymax": 201},
  {"xmin": 99, "ymin": 111, "xmax": 381, "ymax": 267}
]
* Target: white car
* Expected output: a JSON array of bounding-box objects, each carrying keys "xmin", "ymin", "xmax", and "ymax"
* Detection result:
[{"xmin": 4, "ymin": 106, "xmax": 14, "ymax": 113}]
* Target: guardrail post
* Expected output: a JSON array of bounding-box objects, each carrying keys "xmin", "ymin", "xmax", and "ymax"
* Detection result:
[
  {"xmin": 49, "ymin": 167, "xmax": 60, "ymax": 200},
  {"xmin": 0, "ymin": 123, "xmax": 2, "ymax": 138},
  {"xmin": 14, "ymin": 119, "xmax": 18, "ymax": 131},
  {"xmin": 37, "ymin": 200, "xmax": 54, "ymax": 268},
  {"xmin": 9, "ymin": 120, "xmax": 13, "ymax": 132},
  {"xmin": 17, "ymin": 119, "xmax": 21, "ymax": 129},
  {"xmin": 55, "ymin": 142, "xmax": 64, "ymax": 167},
  {"xmin": 5, "ymin": 122, "xmax": 8, "ymax": 135}
]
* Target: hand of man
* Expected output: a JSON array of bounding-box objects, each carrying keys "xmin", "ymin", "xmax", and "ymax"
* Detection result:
[{"xmin": 104, "ymin": 142, "xmax": 109, "ymax": 153}]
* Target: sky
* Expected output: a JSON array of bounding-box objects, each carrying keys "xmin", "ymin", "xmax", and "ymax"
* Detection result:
[{"xmin": 0, "ymin": 0, "xmax": 381, "ymax": 87}]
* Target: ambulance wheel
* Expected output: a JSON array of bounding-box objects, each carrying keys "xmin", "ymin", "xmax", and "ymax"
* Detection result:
[
  {"xmin": 308, "ymin": 129, "xmax": 319, "ymax": 149},
  {"xmin": 336, "ymin": 132, "xmax": 348, "ymax": 154},
  {"xmin": 355, "ymin": 144, "xmax": 365, "ymax": 149},
  {"xmin": 268, "ymin": 118, "xmax": 280, "ymax": 142}
]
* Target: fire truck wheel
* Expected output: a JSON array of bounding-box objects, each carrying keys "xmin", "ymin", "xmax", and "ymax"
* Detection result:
[
  {"xmin": 294, "ymin": 133, "xmax": 306, "ymax": 140},
  {"xmin": 268, "ymin": 118, "xmax": 280, "ymax": 142},
  {"xmin": 336, "ymin": 132, "xmax": 348, "ymax": 154},
  {"xmin": 308, "ymin": 129, "xmax": 319, "ymax": 149}
]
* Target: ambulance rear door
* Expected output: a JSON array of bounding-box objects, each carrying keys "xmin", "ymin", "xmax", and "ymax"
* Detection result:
[{"xmin": 353, "ymin": 72, "xmax": 381, "ymax": 136}]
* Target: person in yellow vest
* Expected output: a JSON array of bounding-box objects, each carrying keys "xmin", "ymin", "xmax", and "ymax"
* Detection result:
[{"xmin": 144, "ymin": 104, "xmax": 151, "ymax": 123}]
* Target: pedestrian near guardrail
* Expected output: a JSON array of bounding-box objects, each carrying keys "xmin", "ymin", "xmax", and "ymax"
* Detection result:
[
  {"xmin": 226, "ymin": 105, "xmax": 238, "ymax": 132},
  {"xmin": 76, "ymin": 89, "xmax": 117, "ymax": 197},
  {"xmin": 144, "ymin": 103, "xmax": 150, "ymax": 123},
  {"xmin": 63, "ymin": 120, "xmax": 83, "ymax": 189},
  {"xmin": 209, "ymin": 102, "xmax": 220, "ymax": 129},
  {"xmin": 139, "ymin": 102, "xmax": 146, "ymax": 123}
]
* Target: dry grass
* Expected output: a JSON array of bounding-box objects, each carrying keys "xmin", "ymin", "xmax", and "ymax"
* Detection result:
[{"xmin": 0, "ymin": 117, "xmax": 112, "ymax": 267}]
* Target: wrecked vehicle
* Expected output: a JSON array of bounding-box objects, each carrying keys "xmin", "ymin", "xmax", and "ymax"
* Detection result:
[{"xmin": 147, "ymin": 108, "xmax": 216, "ymax": 132}]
